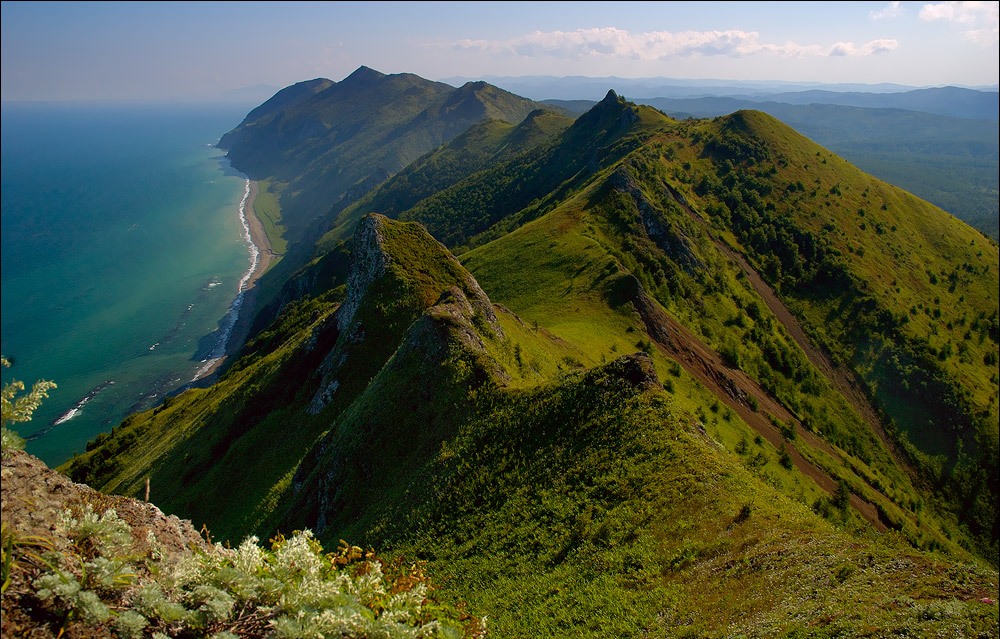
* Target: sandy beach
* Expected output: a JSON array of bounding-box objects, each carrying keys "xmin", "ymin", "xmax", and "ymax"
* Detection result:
[
  {"xmin": 227, "ymin": 179, "xmax": 276, "ymax": 351},
  {"xmin": 243, "ymin": 181, "xmax": 276, "ymax": 288},
  {"xmin": 192, "ymin": 180, "xmax": 278, "ymax": 382}
]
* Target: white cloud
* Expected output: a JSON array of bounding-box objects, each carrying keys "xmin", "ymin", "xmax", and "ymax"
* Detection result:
[
  {"xmin": 829, "ymin": 38, "xmax": 901, "ymax": 56},
  {"xmin": 919, "ymin": 1, "xmax": 1000, "ymax": 45},
  {"xmin": 871, "ymin": 1, "xmax": 904, "ymax": 20},
  {"xmin": 452, "ymin": 28, "xmax": 897, "ymax": 60}
]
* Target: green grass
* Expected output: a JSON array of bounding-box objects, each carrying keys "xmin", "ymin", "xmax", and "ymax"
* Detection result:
[
  {"xmin": 458, "ymin": 143, "xmax": 966, "ymax": 554},
  {"xmin": 252, "ymin": 179, "xmax": 288, "ymax": 256},
  {"xmin": 61, "ymin": 290, "xmax": 342, "ymax": 541},
  {"xmin": 365, "ymin": 360, "xmax": 998, "ymax": 638}
]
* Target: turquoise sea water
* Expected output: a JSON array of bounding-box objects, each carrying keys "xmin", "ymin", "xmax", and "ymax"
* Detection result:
[{"xmin": 1, "ymin": 102, "xmax": 255, "ymax": 466}]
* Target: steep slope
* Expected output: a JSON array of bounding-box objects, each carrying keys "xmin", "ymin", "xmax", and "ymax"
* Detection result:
[
  {"xmin": 368, "ymin": 356, "xmax": 998, "ymax": 637},
  {"xmin": 218, "ymin": 67, "xmax": 560, "ymax": 340},
  {"xmin": 457, "ymin": 104, "xmax": 998, "ymax": 557},
  {"xmin": 63, "ymin": 78, "xmax": 1000, "ymax": 636},
  {"xmin": 392, "ymin": 90, "xmax": 667, "ymax": 249},
  {"xmin": 65, "ymin": 215, "xmax": 527, "ymax": 542},
  {"xmin": 641, "ymin": 96, "xmax": 1000, "ymax": 239},
  {"xmin": 559, "ymin": 95, "xmax": 1000, "ymax": 240},
  {"xmin": 71, "ymin": 209, "xmax": 995, "ymax": 637},
  {"xmin": 80, "ymin": 86, "xmax": 999, "ymax": 560},
  {"xmin": 691, "ymin": 111, "xmax": 998, "ymax": 496},
  {"xmin": 325, "ymin": 108, "xmax": 575, "ymax": 244},
  {"xmin": 248, "ymin": 107, "xmax": 574, "ymax": 340},
  {"xmin": 222, "ymin": 77, "xmax": 335, "ymax": 131}
]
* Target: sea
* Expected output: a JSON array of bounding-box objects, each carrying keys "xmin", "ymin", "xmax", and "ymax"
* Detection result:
[{"xmin": 1, "ymin": 102, "xmax": 257, "ymax": 467}]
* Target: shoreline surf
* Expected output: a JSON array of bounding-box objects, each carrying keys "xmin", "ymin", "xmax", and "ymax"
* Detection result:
[
  {"xmin": 1, "ymin": 104, "xmax": 260, "ymax": 466},
  {"xmin": 42, "ymin": 175, "xmax": 273, "ymax": 431},
  {"xmin": 191, "ymin": 178, "xmax": 274, "ymax": 381}
]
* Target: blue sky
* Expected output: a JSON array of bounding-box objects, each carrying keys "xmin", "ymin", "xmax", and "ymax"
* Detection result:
[{"xmin": 2, "ymin": 1, "xmax": 997, "ymax": 101}]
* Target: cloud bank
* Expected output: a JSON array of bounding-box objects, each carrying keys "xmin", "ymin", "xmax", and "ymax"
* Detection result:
[
  {"xmin": 452, "ymin": 27, "xmax": 898, "ymax": 60},
  {"xmin": 920, "ymin": 1, "xmax": 1000, "ymax": 45}
]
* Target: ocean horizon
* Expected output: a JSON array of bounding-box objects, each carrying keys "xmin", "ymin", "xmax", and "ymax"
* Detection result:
[{"xmin": 1, "ymin": 101, "xmax": 258, "ymax": 466}]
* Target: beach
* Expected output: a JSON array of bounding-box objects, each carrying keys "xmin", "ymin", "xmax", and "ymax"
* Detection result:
[
  {"xmin": 243, "ymin": 180, "xmax": 275, "ymax": 290},
  {"xmin": 191, "ymin": 179, "xmax": 277, "ymax": 382},
  {"xmin": 228, "ymin": 179, "xmax": 276, "ymax": 350}
]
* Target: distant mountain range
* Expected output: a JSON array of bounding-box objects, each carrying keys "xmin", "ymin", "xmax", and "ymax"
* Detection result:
[{"xmin": 443, "ymin": 74, "xmax": 999, "ymax": 103}]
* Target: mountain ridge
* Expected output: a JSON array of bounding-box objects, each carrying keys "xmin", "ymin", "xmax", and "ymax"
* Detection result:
[
  {"xmin": 546, "ymin": 94, "xmax": 999, "ymax": 239},
  {"xmin": 52, "ymin": 68, "xmax": 1000, "ymax": 637}
]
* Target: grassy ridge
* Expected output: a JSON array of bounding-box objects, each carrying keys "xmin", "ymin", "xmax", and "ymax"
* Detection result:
[
  {"xmin": 374, "ymin": 362, "xmax": 998, "ymax": 637},
  {"xmin": 639, "ymin": 97, "xmax": 1000, "ymax": 239},
  {"xmin": 61, "ymin": 88, "xmax": 1000, "ymax": 636},
  {"xmin": 81, "ymin": 96, "xmax": 998, "ymax": 562},
  {"xmin": 678, "ymin": 110, "xmax": 999, "ymax": 559}
]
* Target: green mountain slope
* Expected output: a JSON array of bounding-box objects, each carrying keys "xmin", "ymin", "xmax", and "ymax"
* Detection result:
[
  {"xmin": 636, "ymin": 96, "xmax": 1000, "ymax": 240},
  {"xmin": 323, "ymin": 108, "xmax": 575, "ymax": 247},
  {"xmin": 218, "ymin": 67, "xmax": 560, "ymax": 339},
  {"xmin": 456, "ymin": 103, "xmax": 999, "ymax": 559},
  {"xmin": 66, "ymin": 213, "xmax": 998, "ymax": 636},
  {"xmin": 219, "ymin": 67, "xmax": 552, "ymax": 244},
  {"xmin": 61, "ymin": 75, "xmax": 1000, "ymax": 636}
]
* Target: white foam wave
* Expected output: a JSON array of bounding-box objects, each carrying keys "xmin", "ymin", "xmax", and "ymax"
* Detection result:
[
  {"xmin": 191, "ymin": 179, "xmax": 259, "ymax": 383},
  {"xmin": 236, "ymin": 179, "xmax": 260, "ymax": 295},
  {"xmin": 51, "ymin": 380, "xmax": 114, "ymax": 426},
  {"xmin": 53, "ymin": 408, "xmax": 80, "ymax": 426}
]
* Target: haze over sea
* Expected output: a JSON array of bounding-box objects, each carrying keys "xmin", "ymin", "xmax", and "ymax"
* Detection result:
[{"xmin": 1, "ymin": 102, "xmax": 255, "ymax": 466}]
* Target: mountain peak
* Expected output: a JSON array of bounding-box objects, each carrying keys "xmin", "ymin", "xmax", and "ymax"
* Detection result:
[
  {"xmin": 564, "ymin": 87, "xmax": 639, "ymax": 142},
  {"xmin": 343, "ymin": 65, "xmax": 387, "ymax": 84},
  {"xmin": 458, "ymin": 80, "xmax": 489, "ymax": 92}
]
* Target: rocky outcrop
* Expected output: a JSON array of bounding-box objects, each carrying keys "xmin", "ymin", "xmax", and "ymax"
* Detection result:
[
  {"xmin": 306, "ymin": 286, "xmax": 512, "ymax": 535},
  {"xmin": 2, "ymin": 450, "xmax": 207, "ymax": 556},
  {"xmin": 611, "ymin": 166, "xmax": 706, "ymax": 274},
  {"xmin": 308, "ymin": 214, "xmax": 505, "ymax": 414},
  {"xmin": 593, "ymin": 351, "xmax": 661, "ymax": 392},
  {"xmin": 336, "ymin": 215, "xmax": 390, "ymax": 334},
  {"xmin": 2, "ymin": 450, "xmax": 210, "ymax": 638}
]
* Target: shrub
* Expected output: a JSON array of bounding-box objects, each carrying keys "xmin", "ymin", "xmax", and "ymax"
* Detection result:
[{"xmin": 4, "ymin": 505, "xmax": 478, "ymax": 639}]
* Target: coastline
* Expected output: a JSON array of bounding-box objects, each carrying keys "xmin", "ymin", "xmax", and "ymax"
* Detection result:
[
  {"xmin": 243, "ymin": 180, "xmax": 275, "ymax": 289},
  {"xmin": 192, "ymin": 179, "xmax": 276, "ymax": 382},
  {"xmin": 228, "ymin": 179, "xmax": 276, "ymax": 351}
]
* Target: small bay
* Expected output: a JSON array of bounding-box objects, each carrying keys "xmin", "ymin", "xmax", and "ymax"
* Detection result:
[{"xmin": 1, "ymin": 102, "xmax": 254, "ymax": 466}]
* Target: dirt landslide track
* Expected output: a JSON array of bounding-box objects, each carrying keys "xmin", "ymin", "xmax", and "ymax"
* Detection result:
[
  {"xmin": 634, "ymin": 288, "xmax": 887, "ymax": 531},
  {"xmin": 623, "ymin": 184, "xmax": 917, "ymax": 530}
]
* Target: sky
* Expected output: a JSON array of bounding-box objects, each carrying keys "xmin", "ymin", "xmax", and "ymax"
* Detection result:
[{"xmin": 2, "ymin": 1, "xmax": 998, "ymax": 102}]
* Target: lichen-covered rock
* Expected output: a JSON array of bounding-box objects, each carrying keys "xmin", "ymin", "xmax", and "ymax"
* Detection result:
[
  {"xmin": 1, "ymin": 450, "xmax": 209, "ymax": 639},
  {"xmin": 1, "ymin": 450, "xmax": 207, "ymax": 556}
]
